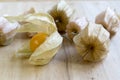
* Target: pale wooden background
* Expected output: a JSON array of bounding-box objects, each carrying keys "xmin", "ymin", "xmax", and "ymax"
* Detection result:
[{"xmin": 0, "ymin": 1, "xmax": 120, "ymax": 80}]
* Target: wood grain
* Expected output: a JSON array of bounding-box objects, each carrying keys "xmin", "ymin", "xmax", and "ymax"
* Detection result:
[{"xmin": 0, "ymin": 1, "xmax": 120, "ymax": 80}]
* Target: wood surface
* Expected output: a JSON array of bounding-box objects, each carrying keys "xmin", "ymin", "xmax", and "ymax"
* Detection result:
[{"xmin": 0, "ymin": 1, "xmax": 120, "ymax": 80}]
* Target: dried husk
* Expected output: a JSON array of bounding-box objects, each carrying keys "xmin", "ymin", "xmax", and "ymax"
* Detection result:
[
  {"xmin": 95, "ymin": 7, "xmax": 120, "ymax": 39},
  {"xmin": 29, "ymin": 31, "xmax": 62, "ymax": 65},
  {"xmin": 23, "ymin": 8, "xmax": 38, "ymax": 38},
  {"xmin": 73, "ymin": 23, "xmax": 110, "ymax": 62},
  {"xmin": 23, "ymin": 7, "xmax": 35, "ymax": 15},
  {"xmin": 12, "ymin": 12, "xmax": 63, "ymax": 65},
  {"xmin": 6, "ymin": 8, "xmax": 38, "ymax": 38},
  {"xmin": 0, "ymin": 17, "xmax": 19, "ymax": 46},
  {"xmin": 66, "ymin": 17, "xmax": 88, "ymax": 40},
  {"xmin": 49, "ymin": 0, "xmax": 74, "ymax": 34}
]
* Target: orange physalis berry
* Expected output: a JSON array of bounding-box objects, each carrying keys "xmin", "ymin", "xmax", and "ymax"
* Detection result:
[{"xmin": 30, "ymin": 32, "xmax": 48, "ymax": 52}]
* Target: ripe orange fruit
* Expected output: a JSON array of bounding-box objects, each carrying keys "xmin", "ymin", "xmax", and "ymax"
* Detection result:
[{"xmin": 30, "ymin": 32, "xmax": 48, "ymax": 52}]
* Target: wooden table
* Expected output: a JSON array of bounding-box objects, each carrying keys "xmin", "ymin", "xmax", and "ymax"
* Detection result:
[{"xmin": 0, "ymin": 1, "xmax": 120, "ymax": 80}]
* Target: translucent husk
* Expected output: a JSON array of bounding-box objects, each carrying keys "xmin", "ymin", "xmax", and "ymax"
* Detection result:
[
  {"xmin": 29, "ymin": 31, "xmax": 62, "ymax": 65},
  {"xmin": 56, "ymin": 0, "xmax": 74, "ymax": 18},
  {"xmin": 0, "ymin": 17, "xmax": 19, "ymax": 46},
  {"xmin": 23, "ymin": 7, "xmax": 37, "ymax": 37},
  {"xmin": 95, "ymin": 7, "xmax": 120, "ymax": 39},
  {"xmin": 0, "ymin": 30, "xmax": 15, "ymax": 46},
  {"xmin": 73, "ymin": 23, "xmax": 110, "ymax": 62},
  {"xmin": 66, "ymin": 17, "xmax": 88, "ymax": 40},
  {"xmin": 48, "ymin": 0, "xmax": 74, "ymax": 34},
  {"xmin": 7, "ymin": 12, "xmax": 63, "ymax": 65}
]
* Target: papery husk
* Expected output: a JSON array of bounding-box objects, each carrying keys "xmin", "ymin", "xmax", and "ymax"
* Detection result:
[
  {"xmin": 49, "ymin": 0, "xmax": 74, "ymax": 34},
  {"xmin": 23, "ymin": 8, "xmax": 37, "ymax": 37},
  {"xmin": 0, "ymin": 29, "xmax": 15, "ymax": 46},
  {"xmin": 30, "ymin": 46, "xmax": 60, "ymax": 65},
  {"xmin": 10, "ymin": 12, "xmax": 63, "ymax": 65},
  {"xmin": 95, "ymin": 7, "xmax": 120, "ymax": 39},
  {"xmin": 23, "ymin": 7, "xmax": 35, "ymax": 15},
  {"xmin": 29, "ymin": 31, "xmax": 62, "ymax": 65},
  {"xmin": 66, "ymin": 17, "xmax": 88, "ymax": 40},
  {"xmin": 66, "ymin": 22, "xmax": 81, "ymax": 40},
  {"xmin": 0, "ymin": 17, "xmax": 19, "ymax": 46},
  {"xmin": 6, "ymin": 13, "xmax": 56, "ymax": 34},
  {"xmin": 57, "ymin": 0, "xmax": 74, "ymax": 17},
  {"xmin": 15, "ymin": 41, "xmax": 32, "ymax": 58},
  {"xmin": 73, "ymin": 23, "xmax": 110, "ymax": 62}
]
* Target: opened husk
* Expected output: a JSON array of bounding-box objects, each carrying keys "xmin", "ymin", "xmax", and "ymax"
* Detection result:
[
  {"xmin": 23, "ymin": 8, "xmax": 38, "ymax": 38},
  {"xmin": 0, "ymin": 17, "xmax": 19, "ymax": 46},
  {"xmin": 73, "ymin": 23, "xmax": 110, "ymax": 62},
  {"xmin": 66, "ymin": 17, "xmax": 88, "ymax": 40},
  {"xmin": 8, "ymin": 12, "xmax": 63, "ymax": 65},
  {"xmin": 49, "ymin": 0, "xmax": 74, "ymax": 34},
  {"xmin": 95, "ymin": 7, "xmax": 120, "ymax": 39}
]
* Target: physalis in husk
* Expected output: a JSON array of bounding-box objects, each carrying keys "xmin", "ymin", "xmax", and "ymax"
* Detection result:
[
  {"xmin": 7, "ymin": 12, "xmax": 63, "ymax": 65},
  {"xmin": 30, "ymin": 33, "xmax": 48, "ymax": 52}
]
